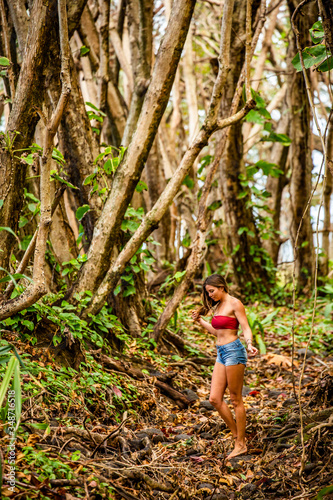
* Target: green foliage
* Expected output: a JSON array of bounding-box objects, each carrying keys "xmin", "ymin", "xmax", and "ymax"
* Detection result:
[
  {"xmin": 76, "ymin": 204, "xmax": 90, "ymax": 221},
  {"xmin": 246, "ymin": 310, "xmax": 278, "ymax": 354},
  {"xmin": 80, "ymin": 46, "xmax": 90, "ymax": 56},
  {"xmin": 83, "ymin": 145, "xmax": 126, "ymax": 200},
  {"xmin": 0, "ymin": 343, "xmax": 25, "ymax": 436},
  {"xmin": 292, "ymin": 21, "xmax": 332, "ymax": 73},
  {"xmin": 315, "ymin": 485, "xmax": 333, "ymax": 499},
  {"xmin": 86, "ymin": 102, "xmax": 106, "ymax": 134},
  {"xmin": 159, "ymin": 270, "xmax": 187, "ymax": 293}
]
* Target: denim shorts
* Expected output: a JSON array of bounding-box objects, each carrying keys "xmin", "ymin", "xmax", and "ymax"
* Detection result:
[{"xmin": 216, "ymin": 338, "xmax": 247, "ymax": 367}]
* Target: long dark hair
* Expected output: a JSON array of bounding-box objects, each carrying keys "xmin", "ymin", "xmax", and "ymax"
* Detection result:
[{"xmin": 197, "ymin": 274, "xmax": 229, "ymax": 316}]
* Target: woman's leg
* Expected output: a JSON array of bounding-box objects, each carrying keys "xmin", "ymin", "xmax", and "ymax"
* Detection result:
[
  {"xmin": 209, "ymin": 362, "xmax": 237, "ymax": 438},
  {"xmin": 226, "ymin": 363, "xmax": 247, "ymax": 458}
]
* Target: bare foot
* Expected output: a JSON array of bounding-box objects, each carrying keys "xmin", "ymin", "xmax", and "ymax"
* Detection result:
[{"xmin": 227, "ymin": 445, "xmax": 247, "ymax": 459}]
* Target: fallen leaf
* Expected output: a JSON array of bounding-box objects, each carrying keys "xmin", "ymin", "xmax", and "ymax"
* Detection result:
[
  {"xmin": 112, "ymin": 385, "xmax": 122, "ymax": 398},
  {"xmin": 246, "ymin": 469, "xmax": 254, "ymax": 479},
  {"xmin": 262, "ymin": 353, "xmax": 297, "ymax": 368},
  {"xmin": 190, "ymin": 456, "xmax": 205, "ymax": 463}
]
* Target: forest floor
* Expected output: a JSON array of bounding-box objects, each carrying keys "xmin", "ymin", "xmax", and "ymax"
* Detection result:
[{"xmin": 1, "ymin": 296, "xmax": 333, "ymax": 500}]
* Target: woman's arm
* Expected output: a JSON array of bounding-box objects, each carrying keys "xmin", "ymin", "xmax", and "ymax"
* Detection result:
[
  {"xmin": 191, "ymin": 311, "xmax": 217, "ymax": 336},
  {"xmin": 233, "ymin": 300, "xmax": 258, "ymax": 356},
  {"xmin": 198, "ymin": 317, "xmax": 217, "ymax": 336}
]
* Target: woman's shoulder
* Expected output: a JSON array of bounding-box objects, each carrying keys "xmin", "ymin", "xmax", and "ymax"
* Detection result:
[{"xmin": 229, "ymin": 295, "xmax": 244, "ymax": 310}]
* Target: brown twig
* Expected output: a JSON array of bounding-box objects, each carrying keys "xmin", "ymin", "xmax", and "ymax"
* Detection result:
[{"xmin": 91, "ymin": 412, "xmax": 129, "ymax": 458}]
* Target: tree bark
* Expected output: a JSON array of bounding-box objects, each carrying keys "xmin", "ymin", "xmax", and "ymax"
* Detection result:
[
  {"xmin": 145, "ymin": 140, "xmax": 172, "ymax": 263},
  {"xmin": 317, "ymin": 0, "xmax": 333, "ymax": 56},
  {"xmin": 56, "ymin": 53, "xmax": 100, "ymax": 246},
  {"xmin": 121, "ymin": 0, "xmax": 153, "ymax": 146},
  {"xmin": 218, "ymin": 0, "xmax": 272, "ymax": 294},
  {"xmin": 322, "ymin": 119, "xmax": 333, "ymax": 276},
  {"xmin": 263, "ymin": 106, "xmax": 290, "ymax": 265},
  {"xmin": 287, "ymin": 0, "xmax": 317, "ymax": 290}
]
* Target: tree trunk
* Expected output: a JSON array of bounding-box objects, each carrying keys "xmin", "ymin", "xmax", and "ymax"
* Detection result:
[
  {"xmin": 321, "ymin": 119, "xmax": 333, "ymax": 276},
  {"xmin": 121, "ymin": 0, "xmax": 153, "ymax": 146},
  {"xmin": 263, "ymin": 106, "xmax": 290, "ymax": 265},
  {"xmin": 56, "ymin": 53, "xmax": 101, "ymax": 246},
  {"xmin": 287, "ymin": 0, "xmax": 317, "ymax": 290},
  {"xmin": 145, "ymin": 140, "xmax": 172, "ymax": 264},
  {"xmin": 219, "ymin": 0, "xmax": 272, "ymax": 294}
]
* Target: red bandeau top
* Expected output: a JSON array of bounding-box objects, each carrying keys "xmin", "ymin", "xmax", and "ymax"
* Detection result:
[{"xmin": 211, "ymin": 315, "xmax": 239, "ymax": 330}]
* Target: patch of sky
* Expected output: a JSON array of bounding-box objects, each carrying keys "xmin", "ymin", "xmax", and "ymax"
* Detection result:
[{"xmin": 271, "ymin": 109, "xmax": 281, "ymax": 121}]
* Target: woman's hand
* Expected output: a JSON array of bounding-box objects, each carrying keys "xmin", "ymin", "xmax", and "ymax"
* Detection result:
[
  {"xmin": 247, "ymin": 343, "xmax": 258, "ymax": 356},
  {"xmin": 191, "ymin": 310, "xmax": 201, "ymax": 322}
]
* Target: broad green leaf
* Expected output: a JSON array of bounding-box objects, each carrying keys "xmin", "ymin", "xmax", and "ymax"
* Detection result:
[
  {"xmin": 261, "ymin": 132, "xmax": 292, "ymax": 146},
  {"xmin": 291, "ymin": 44, "xmax": 330, "ymax": 72},
  {"xmin": 208, "ymin": 200, "xmax": 222, "ymax": 211},
  {"xmin": 0, "ymin": 226, "xmax": 17, "ymax": 238},
  {"xmin": 182, "ymin": 175, "xmax": 195, "ymax": 189},
  {"xmin": 76, "ymin": 204, "xmax": 90, "ymax": 221},
  {"xmin": 21, "ymin": 153, "xmax": 34, "ymax": 165},
  {"xmin": 121, "ymin": 220, "xmax": 140, "ymax": 232},
  {"xmin": 139, "ymin": 262, "xmax": 150, "ymax": 272},
  {"xmin": 258, "ymin": 108, "xmax": 271, "ymax": 120},
  {"xmin": 13, "ymin": 362, "xmax": 21, "ymax": 432},
  {"xmin": 86, "ymin": 102, "xmax": 106, "ymax": 116},
  {"xmin": 250, "ymin": 88, "xmax": 266, "ymax": 108},
  {"xmin": 103, "ymin": 158, "xmax": 113, "ymax": 174},
  {"xmin": 255, "ymin": 334, "xmax": 266, "ymax": 354},
  {"xmin": 0, "ymin": 57, "xmax": 10, "ymax": 66},
  {"xmin": 0, "ymin": 345, "xmax": 12, "ymax": 356},
  {"xmin": 122, "ymin": 285, "xmax": 136, "ymax": 297},
  {"xmin": 0, "ymin": 357, "xmax": 18, "ymax": 408},
  {"xmin": 238, "ymin": 227, "xmax": 248, "ymax": 235},
  {"xmin": 317, "ymin": 56, "xmax": 333, "ymax": 72},
  {"xmin": 245, "ymin": 109, "xmax": 265, "ymax": 124},
  {"xmin": 316, "ymin": 485, "xmax": 333, "ymax": 500},
  {"xmin": 309, "ymin": 21, "xmax": 324, "ymax": 44},
  {"xmin": 0, "ymin": 272, "xmax": 31, "ymax": 284},
  {"xmin": 261, "ymin": 309, "xmax": 278, "ymax": 325}
]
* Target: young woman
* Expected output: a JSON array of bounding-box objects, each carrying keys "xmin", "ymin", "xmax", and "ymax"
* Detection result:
[{"xmin": 191, "ymin": 274, "xmax": 258, "ymax": 459}]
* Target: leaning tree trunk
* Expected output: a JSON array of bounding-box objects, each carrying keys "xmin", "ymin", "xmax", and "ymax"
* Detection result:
[
  {"xmin": 287, "ymin": 0, "xmax": 317, "ymax": 290},
  {"xmin": 219, "ymin": 0, "xmax": 272, "ymax": 294}
]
